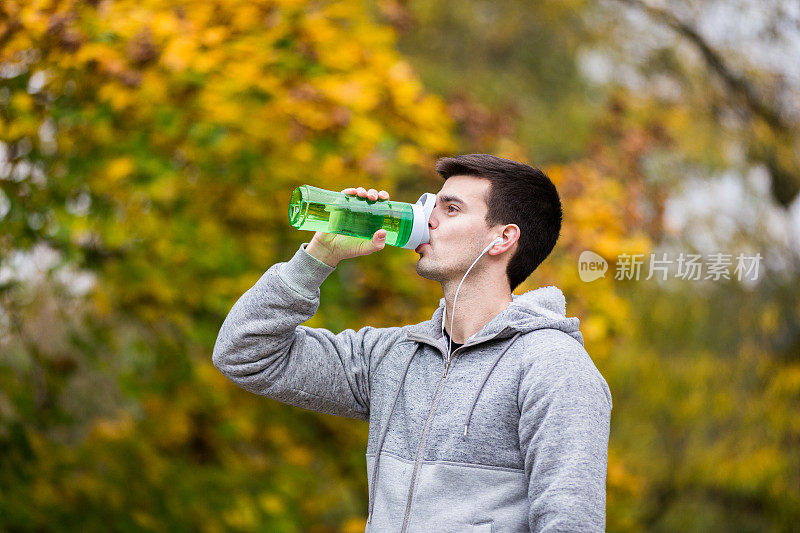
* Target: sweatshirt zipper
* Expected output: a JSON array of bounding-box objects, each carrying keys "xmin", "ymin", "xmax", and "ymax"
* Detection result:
[
  {"xmin": 399, "ymin": 356, "xmax": 453, "ymax": 533},
  {"xmin": 394, "ymin": 326, "xmax": 513, "ymax": 530}
]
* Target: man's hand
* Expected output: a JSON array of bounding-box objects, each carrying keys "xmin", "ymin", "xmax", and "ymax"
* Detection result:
[{"xmin": 305, "ymin": 187, "xmax": 391, "ymax": 267}]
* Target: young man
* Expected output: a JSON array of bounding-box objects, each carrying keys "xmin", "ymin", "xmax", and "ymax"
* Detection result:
[{"xmin": 213, "ymin": 154, "xmax": 612, "ymax": 532}]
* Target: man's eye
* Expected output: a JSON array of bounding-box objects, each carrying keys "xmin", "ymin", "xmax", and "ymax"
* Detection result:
[{"xmin": 447, "ymin": 205, "xmax": 458, "ymax": 213}]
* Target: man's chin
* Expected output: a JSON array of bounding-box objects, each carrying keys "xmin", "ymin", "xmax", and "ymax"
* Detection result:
[{"xmin": 414, "ymin": 260, "xmax": 436, "ymax": 281}]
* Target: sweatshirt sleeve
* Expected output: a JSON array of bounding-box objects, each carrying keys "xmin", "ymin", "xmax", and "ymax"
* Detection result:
[
  {"xmin": 517, "ymin": 332, "xmax": 612, "ymax": 532},
  {"xmin": 212, "ymin": 242, "xmax": 394, "ymax": 422}
]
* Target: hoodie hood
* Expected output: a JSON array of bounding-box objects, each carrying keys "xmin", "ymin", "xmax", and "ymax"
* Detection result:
[{"xmin": 405, "ymin": 285, "xmax": 583, "ymax": 347}]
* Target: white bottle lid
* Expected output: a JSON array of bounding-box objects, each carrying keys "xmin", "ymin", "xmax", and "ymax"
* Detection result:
[{"xmin": 402, "ymin": 193, "xmax": 437, "ymax": 249}]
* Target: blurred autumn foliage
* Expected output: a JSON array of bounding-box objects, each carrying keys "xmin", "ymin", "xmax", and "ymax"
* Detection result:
[{"xmin": 2, "ymin": 0, "xmax": 799, "ymax": 531}]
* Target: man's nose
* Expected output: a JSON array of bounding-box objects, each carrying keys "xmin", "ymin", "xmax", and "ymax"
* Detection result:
[{"xmin": 427, "ymin": 202, "xmax": 439, "ymax": 229}]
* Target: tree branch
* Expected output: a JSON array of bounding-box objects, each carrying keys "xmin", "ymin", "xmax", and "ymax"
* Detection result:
[
  {"xmin": 615, "ymin": 0, "xmax": 800, "ymax": 206},
  {"xmin": 615, "ymin": 0, "xmax": 789, "ymax": 133}
]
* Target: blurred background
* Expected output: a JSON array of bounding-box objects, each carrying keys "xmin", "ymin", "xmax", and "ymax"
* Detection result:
[{"xmin": 1, "ymin": 0, "xmax": 799, "ymax": 531}]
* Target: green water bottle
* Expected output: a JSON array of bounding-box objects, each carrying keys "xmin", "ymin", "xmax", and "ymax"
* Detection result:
[{"xmin": 288, "ymin": 185, "xmax": 436, "ymax": 250}]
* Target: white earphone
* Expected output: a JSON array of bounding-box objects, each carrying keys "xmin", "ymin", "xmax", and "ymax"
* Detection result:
[
  {"xmin": 483, "ymin": 236, "xmax": 503, "ymax": 253},
  {"xmin": 443, "ymin": 236, "xmax": 504, "ymax": 360}
]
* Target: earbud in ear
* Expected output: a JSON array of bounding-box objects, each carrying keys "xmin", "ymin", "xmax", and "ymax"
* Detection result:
[{"xmin": 483, "ymin": 237, "xmax": 503, "ymax": 253}]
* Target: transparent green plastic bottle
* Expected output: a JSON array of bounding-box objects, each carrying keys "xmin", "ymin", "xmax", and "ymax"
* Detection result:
[{"xmin": 288, "ymin": 185, "xmax": 435, "ymax": 249}]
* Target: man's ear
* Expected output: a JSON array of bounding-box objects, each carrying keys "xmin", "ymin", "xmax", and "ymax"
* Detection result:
[{"xmin": 489, "ymin": 224, "xmax": 520, "ymax": 255}]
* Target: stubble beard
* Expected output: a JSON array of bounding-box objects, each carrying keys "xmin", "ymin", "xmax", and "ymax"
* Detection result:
[
  {"xmin": 415, "ymin": 243, "xmax": 486, "ymax": 284},
  {"xmin": 415, "ymin": 253, "xmax": 441, "ymax": 282}
]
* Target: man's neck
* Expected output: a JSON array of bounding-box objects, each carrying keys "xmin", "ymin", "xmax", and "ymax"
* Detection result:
[{"xmin": 441, "ymin": 277, "xmax": 512, "ymax": 344}]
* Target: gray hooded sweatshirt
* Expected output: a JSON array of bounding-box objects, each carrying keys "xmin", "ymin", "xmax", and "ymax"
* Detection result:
[{"xmin": 213, "ymin": 243, "xmax": 612, "ymax": 532}]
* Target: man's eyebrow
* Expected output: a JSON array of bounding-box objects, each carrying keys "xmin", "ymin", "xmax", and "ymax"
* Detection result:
[{"xmin": 437, "ymin": 194, "xmax": 467, "ymax": 206}]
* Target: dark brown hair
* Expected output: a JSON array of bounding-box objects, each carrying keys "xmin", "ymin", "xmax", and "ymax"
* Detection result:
[{"xmin": 435, "ymin": 154, "xmax": 562, "ymax": 292}]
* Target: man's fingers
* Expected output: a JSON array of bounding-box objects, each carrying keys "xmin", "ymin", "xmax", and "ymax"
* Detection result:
[{"xmin": 341, "ymin": 187, "xmax": 389, "ymax": 200}]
